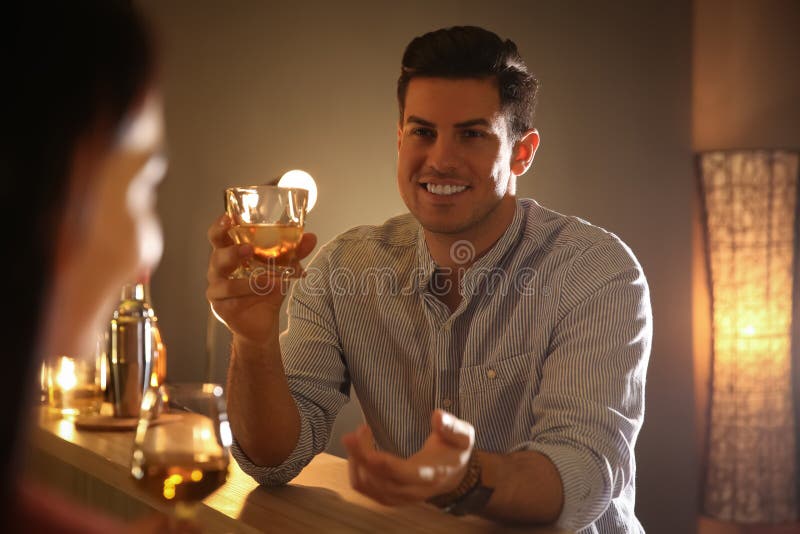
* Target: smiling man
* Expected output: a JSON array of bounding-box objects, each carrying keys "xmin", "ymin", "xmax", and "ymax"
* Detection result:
[{"xmin": 207, "ymin": 26, "xmax": 652, "ymax": 534}]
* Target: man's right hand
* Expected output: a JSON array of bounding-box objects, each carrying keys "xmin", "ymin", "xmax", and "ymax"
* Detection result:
[{"xmin": 206, "ymin": 214, "xmax": 318, "ymax": 347}]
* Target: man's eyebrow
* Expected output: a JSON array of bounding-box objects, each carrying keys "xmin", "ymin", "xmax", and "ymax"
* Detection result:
[
  {"xmin": 405, "ymin": 116, "xmax": 492, "ymax": 128},
  {"xmin": 406, "ymin": 116, "xmax": 435, "ymax": 127},
  {"xmin": 454, "ymin": 118, "xmax": 491, "ymax": 128}
]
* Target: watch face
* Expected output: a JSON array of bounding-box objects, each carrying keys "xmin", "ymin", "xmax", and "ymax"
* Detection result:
[{"xmin": 448, "ymin": 485, "xmax": 495, "ymax": 516}]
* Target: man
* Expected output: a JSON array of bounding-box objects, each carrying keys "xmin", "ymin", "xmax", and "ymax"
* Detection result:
[{"xmin": 207, "ymin": 26, "xmax": 651, "ymax": 533}]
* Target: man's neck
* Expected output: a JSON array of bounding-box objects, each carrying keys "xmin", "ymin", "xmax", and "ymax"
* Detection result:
[{"xmin": 423, "ymin": 197, "xmax": 517, "ymax": 271}]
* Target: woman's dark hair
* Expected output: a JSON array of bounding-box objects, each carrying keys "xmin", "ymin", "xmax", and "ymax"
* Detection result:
[
  {"xmin": 397, "ymin": 26, "xmax": 539, "ymax": 142},
  {"xmin": 0, "ymin": 0, "xmax": 156, "ymax": 508}
]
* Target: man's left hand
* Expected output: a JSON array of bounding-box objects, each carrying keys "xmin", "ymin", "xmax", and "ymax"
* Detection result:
[{"xmin": 341, "ymin": 409, "xmax": 475, "ymax": 506}]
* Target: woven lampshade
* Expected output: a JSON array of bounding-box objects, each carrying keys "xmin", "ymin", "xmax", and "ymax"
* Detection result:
[{"xmin": 699, "ymin": 149, "xmax": 800, "ymax": 522}]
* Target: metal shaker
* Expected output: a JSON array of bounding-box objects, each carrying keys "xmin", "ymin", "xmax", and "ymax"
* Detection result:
[{"xmin": 107, "ymin": 283, "xmax": 154, "ymax": 418}]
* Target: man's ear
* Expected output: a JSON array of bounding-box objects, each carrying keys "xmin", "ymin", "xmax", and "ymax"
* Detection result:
[
  {"xmin": 510, "ymin": 129, "xmax": 540, "ymax": 176},
  {"xmin": 397, "ymin": 122, "xmax": 403, "ymax": 152}
]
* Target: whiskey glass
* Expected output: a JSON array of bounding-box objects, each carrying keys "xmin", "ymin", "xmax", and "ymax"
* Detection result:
[
  {"xmin": 225, "ymin": 185, "xmax": 308, "ymax": 278},
  {"xmin": 130, "ymin": 383, "xmax": 231, "ymax": 522}
]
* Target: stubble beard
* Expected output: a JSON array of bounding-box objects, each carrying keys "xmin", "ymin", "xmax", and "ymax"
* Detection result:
[{"xmin": 414, "ymin": 195, "xmax": 505, "ymax": 238}]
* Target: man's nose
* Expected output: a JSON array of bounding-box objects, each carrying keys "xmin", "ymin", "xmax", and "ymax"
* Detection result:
[{"xmin": 426, "ymin": 134, "xmax": 460, "ymax": 173}]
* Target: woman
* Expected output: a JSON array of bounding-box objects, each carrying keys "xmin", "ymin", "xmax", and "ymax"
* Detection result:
[{"xmin": 2, "ymin": 2, "xmax": 174, "ymax": 530}]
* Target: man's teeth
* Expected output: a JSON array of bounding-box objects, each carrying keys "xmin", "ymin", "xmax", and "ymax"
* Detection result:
[{"xmin": 425, "ymin": 183, "xmax": 468, "ymax": 195}]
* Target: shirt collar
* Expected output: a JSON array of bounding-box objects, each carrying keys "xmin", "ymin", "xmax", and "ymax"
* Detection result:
[{"xmin": 415, "ymin": 199, "xmax": 525, "ymax": 295}]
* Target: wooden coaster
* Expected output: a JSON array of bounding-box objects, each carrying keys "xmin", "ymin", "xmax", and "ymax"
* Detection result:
[{"xmin": 74, "ymin": 412, "xmax": 183, "ymax": 432}]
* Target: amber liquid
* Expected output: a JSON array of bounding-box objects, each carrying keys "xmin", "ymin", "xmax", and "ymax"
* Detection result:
[
  {"xmin": 229, "ymin": 223, "xmax": 302, "ymax": 265},
  {"xmin": 135, "ymin": 456, "xmax": 229, "ymax": 503}
]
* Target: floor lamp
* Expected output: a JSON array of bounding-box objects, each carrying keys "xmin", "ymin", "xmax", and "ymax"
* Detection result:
[{"xmin": 698, "ymin": 149, "xmax": 800, "ymax": 523}]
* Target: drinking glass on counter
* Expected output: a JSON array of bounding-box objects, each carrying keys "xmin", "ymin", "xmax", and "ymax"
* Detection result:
[
  {"xmin": 225, "ymin": 185, "xmax": 309, "ymax": 278},
  {"xmin": 131, "ymin": 383, "xmax": 232, "ymax": 523}
]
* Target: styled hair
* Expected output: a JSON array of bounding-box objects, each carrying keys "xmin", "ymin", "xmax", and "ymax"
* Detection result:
[
  {"xmin": 397, "ymin": 26, "xmax": 539, "ymax": 142},
  {"xmin": 0, "ymin": 0, "xmax": 156, "ymax": 507}
]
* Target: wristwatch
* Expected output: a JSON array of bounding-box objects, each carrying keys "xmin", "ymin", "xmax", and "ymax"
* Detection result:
[{"xmin": 427, "ymin": 452, "xmax": 494, "ymax": 516}]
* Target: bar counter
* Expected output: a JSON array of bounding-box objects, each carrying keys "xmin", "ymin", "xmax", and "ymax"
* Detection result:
[{"xmin": 26, "ymin": 407, "xmax": 567, "ymax": 533}]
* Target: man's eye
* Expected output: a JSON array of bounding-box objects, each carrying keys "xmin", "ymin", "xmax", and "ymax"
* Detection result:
[
  {"xmin": 411, "ymin": 128, "xmax": 435, "ymax": 138},
  {"xmin": 462, "ymin": 129, "xmax": 486, "ymax": 138}
]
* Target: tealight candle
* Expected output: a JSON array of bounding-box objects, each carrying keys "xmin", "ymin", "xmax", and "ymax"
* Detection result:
[{"xmin": 46, "ymin": 356, "xmax": 103, "ymax": 417}]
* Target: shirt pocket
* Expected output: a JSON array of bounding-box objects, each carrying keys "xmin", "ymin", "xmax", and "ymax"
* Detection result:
[
  {"xmin": 458, "ymin": 351, "xmax": 537, "ymax": 452},
  {"xmin": 458, "ymin": 351, "xmax": 533, "ymax": 395}
]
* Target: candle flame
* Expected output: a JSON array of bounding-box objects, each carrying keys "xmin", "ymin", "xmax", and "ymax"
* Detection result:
[{"xmin": 56, "ymin": 357, "xmax": 77, "ymax": 392}]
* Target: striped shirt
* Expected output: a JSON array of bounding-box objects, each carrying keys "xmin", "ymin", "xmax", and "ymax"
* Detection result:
[{"xmin": 231, "ymin": 198, "xmax": 652, "ymax": 533}]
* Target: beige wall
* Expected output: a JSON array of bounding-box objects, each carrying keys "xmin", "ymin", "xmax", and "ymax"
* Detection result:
[
  {"xmin": 138, "ymin": 2, "xmax": 695, "ymax": 532},
  {"xmin": 693, "ymin": 0, "xmax": 800, "ymax": 151}
]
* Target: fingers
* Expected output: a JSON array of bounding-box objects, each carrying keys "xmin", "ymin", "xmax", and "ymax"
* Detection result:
[
  {"xmin": 207, "ymin": 243, "xmax": 253, "ymax": 282},
  {"xmin": 208, "ymin": 217, "xmax": 317, "ymax": 281},
  {"xmin": 433, "ymin": 410, "xmax": 475, "ymax": 450},
  {"xmin": 207, "ymin": 214, "xmax": 248, "ymax": 282},
  {"xmin": 208, "ymin": 214, "xmax": 235, "ymax": 248},
  {"xmin": 279, "ymin": 233, "xmax": 318, "ymax": 279},
  {"xmin": 344, "ymin": 426, "xmax": 434, "ymax": 487},
  {"xmin": 343, "ymin": 429, "xmax": 425, "ymax": 506},
  {"xmin": 296, "ymin": 232, "xmax": 318, "ymax": 260}
]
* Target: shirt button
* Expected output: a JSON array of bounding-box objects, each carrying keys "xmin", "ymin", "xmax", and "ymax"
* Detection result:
[
  {"xmin": 442, "ymin": 398, "xmax": 453, "ymax": 408},
  {"xmin": 486, "ymin": 369, "xmax": 497, "ymax": 380}
]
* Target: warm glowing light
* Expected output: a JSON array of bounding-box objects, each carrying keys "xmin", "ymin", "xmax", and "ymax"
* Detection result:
[
  {"xmin": 56, "ymin": 357, "xmax": 77, "ymax": 392},
  {"xmin": 167, "ymin": 474, "xmax": 183, "ymax": 484},
  {"xmin": 220, "ymin": 420, "xmax": 233, "ymax": 448},
  {"xmin": 242, "ymin": 192, "xmax": 258, "ymax": 214},
  {"xmin": 191, "ymin": 469, "xmax": 203, "ymax": 482},
  {"xmin": 278, "ymin": 169, "xmax": 317, "ymax": 212},
  {"xmin": 56, "ymin": 419, "xmax": 75, "ymax": 441},
  {"xmin": 161, "ymin": 472, "xmax": 184, "ymax": 500},
  {"xmin": 98, "ymin": 350, "xmax": 107, "ymax": 391},
  {"xmin": 699, "ymin": 149, "xmax": 799, "ymax": 522}
]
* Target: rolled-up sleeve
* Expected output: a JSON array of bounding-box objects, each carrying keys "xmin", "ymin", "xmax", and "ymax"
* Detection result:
[
  {"xmin": 231, "ymin": 242, "xmax": 351, "ymax": 485},
  {"xmin": 516, "ymin": 237, "xmax": 652, "ymax": 531}
]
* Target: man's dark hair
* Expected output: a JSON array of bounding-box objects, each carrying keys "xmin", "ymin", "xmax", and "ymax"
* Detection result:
[{"xmin": 397, "ymin": 26, "xmax": 539, "ymax": 142}]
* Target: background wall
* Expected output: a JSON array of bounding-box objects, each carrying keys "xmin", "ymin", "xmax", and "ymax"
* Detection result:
[
  {"xmin": 137, "ymin": 1, "xmax": 695, "ymax": 532},
  {"xmin": 693, "ymin": 0, "xmax": 800, "ymax": 151}
]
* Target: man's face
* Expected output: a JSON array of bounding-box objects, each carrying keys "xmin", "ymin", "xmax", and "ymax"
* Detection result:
[{"xmin": 397, "ymin": 77, "xmax": 518, "ymax": 238}]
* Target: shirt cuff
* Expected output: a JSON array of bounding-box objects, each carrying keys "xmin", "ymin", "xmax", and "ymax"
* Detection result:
[
  {"xmin": 230, "ymin": 408, "xmax": 316, "ymax": 486},
  {"xmin": 512, "ymin": 440, "xmax": 608, "ymax": 531}
]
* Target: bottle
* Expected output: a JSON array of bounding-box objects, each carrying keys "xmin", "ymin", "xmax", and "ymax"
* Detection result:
[
  {"xmin": 107, "ymin": 281, "xmax": 157, "ymax": 417},
  {"xmin": 140, "ymin": 273, "xmax": 167, "ymax": 388}
]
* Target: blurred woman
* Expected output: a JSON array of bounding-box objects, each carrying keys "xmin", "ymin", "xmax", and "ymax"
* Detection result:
[{"xmin": 2, "ymin": 1, "xmax": 170, "ymax": 530}]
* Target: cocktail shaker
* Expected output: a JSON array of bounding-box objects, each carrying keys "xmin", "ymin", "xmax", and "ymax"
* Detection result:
[{"xmin": 107, "ymin": 283, "xmax": 155, "ymax": 418}]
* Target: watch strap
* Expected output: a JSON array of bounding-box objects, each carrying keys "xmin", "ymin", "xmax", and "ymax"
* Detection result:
[{"xmin": 427, "ymin": 452, "xmax": 494, "ymax": 515}]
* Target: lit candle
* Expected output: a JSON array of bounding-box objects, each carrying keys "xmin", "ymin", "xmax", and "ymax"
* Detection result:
[
  {"xmin": 55, "ymin": 356, "xmax": 77, "ymax": 392},
  {"xmin": 47, "ymin": 356, "xmax": 103, "ymax": 417}
]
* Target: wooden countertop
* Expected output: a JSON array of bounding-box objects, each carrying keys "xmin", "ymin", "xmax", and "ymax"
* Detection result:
[{"xmin": 29, "ymin": 407, "xmax": 567, "ymax": 533}]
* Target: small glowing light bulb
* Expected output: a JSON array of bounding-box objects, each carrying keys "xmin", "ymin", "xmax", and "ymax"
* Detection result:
[{"xmin": 278, "ymin": 169, "xmax": 317, "ymax": 212}]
